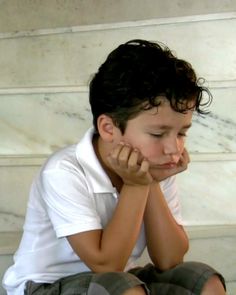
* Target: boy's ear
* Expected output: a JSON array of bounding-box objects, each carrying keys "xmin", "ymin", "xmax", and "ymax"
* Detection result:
[{"xmin": 97, "ymin": 114, "xmax": 117, "ymax": 142}]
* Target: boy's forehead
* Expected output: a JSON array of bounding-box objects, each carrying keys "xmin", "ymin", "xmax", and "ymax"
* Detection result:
[
  {"xmin": 130, "ymin": 103, "xmax": 194, "ymax": 128},
  {"xmin": 141, "ymin": 95, "xmax": 197, "ymax": 112}
]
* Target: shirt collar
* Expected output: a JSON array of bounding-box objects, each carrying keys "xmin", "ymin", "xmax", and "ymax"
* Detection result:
[{"xmin": 76, "ymin": 127, "xmax": 116, "ymax": 194}]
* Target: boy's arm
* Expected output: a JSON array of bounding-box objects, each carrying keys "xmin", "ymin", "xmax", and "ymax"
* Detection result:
[
  {"xmin": 144, "ymin": 182, "xmax": 189, "ymax": 271},
  {"xmin": 67, "ymin": 143, "xmax": 152, "ymax": 272},
  {"xmin": 144, "ymin": 149, "xmax": 190, "ymax": 270},
  {"xmin": 68, "ymin": 184, "xmax": 149, "ymax": 272}
]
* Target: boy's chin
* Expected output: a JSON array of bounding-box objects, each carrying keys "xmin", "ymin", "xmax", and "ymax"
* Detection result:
[{"xmin": 150, "ymin": 168, "xmax": 175, "ymax": 182}]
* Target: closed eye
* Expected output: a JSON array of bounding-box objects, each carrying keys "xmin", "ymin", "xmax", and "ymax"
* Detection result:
[
  {"xmin": 150, "ymin": 133, "xmax": 165, "ymax": 138},
  {"xmin": 178, "ymin": 133, "xmax": 187, "ymax": 137}
]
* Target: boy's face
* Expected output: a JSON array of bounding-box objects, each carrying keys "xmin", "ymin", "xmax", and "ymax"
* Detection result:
[{"xmin": 114, "ymin": 99, "xmax": 193, "ymax": 180}]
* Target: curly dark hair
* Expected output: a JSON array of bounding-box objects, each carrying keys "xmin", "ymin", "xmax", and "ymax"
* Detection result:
[{"xmin": 89, "ymin": 39, "xmax": 212, "ymax": 133}]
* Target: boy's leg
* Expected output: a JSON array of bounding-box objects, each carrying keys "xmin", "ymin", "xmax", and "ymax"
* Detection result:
[
  {"xmin": 123, "ymin": 286, "xmax": 147, "ymax": 295},
  {"xmin": 24, "ymin": 271, "xmax": 149, "ymax": 295},
  {"xmin": 201, "ymin": 275, "xmax": 226, "ymax": 295},
  {"xmin": 86, "ymin": 272, "xmax": 149, "ymax": 295},
  {"xmin": 129, "ymin": 261, "xmax": 226, "ymax": 295},
  {"xmin": 24, "ymin": 272, "xmax": 93, "ymax": 294}
]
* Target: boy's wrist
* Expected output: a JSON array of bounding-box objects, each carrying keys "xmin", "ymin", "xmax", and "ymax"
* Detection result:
[{"xmin": 122, "ymin": 182, "xmax": 151, "ymax": 196}]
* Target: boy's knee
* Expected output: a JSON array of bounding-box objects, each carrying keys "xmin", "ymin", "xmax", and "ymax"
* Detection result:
[
  {"xmin": 89, "ymin": 272, "xmax": 146, "ymax": 295},
  {"xmin": 123, "ymin": 285, "xmax": 147, "ymax": 295},
  {"xmin": 201, "ymin": 275, "xmax": 226, "ymax": 295}
]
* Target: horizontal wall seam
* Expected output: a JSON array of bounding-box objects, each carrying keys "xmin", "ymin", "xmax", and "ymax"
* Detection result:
[
  {"xmin": 0, "ymin": 80, "xmax": 236, "ymax": 95},
  {"xmin": 0, "ymin": 86, "xmax": 88, "ymax": 95},
  {"xmin": 0, "ymin": 12, "xmax": 236, "ymax": 40}
]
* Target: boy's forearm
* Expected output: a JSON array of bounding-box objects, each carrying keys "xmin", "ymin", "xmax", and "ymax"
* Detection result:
[
  {"xmin": 144, "ymin": 182, "xmax": 189, "ymax": 270},
  {"xmin": 95, "ymin": 184, "xmax": 150, "ymax": 272}
]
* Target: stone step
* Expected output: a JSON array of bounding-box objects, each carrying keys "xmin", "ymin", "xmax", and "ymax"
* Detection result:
[
  {"xmin": 1, "ymin": 226, "xmax": 236, "ymax": 295},
  {"xmin": 186, "ymin": 225, "xmax": 236, "ymax": 295},
  {"xmin": 138, "ymin": 225, "xmax": 236, "ymax": 295}
]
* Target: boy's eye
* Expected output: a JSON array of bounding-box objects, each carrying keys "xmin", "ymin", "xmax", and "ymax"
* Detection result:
[
  {"xmin": 150, "ymin": 133, "xmax": 164, "ymax": 138},
  {"xmin": 178, "ymin": 133, "xmax": 187, "ymax": 137}
]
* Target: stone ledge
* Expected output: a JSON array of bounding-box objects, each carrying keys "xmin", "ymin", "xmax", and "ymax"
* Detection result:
[
  {"xmin": 1, "ymin": 226, "xmax": 235, "ymax": 295},
  {"xmin": 185, "ymin": 224, "xmax": 236, "ymax": 239},
  {"xmin": 0, "ymin": 231, "xmax": 22, "ymax": 255},
  {"xmin": 1, "ymin": 225, "xmax": 236, "ymax": 256},
  {"xmin": 227, "ymin": 281, "xmax": 236, "ymax": 295}
]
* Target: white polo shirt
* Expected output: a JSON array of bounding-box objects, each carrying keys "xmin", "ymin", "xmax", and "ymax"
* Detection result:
[{"xmin": 2, "ymin": 127, "xmax": 182, "ymax": 295}]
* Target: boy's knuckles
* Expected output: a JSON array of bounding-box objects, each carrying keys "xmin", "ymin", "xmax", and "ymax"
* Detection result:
[
  {"xmin": 118, "ymin": 157, "xmax": 128, "ymax": 167},
  {"xmin": 128, "ymin": 161, "xmax": 138, "ymax": 169}
]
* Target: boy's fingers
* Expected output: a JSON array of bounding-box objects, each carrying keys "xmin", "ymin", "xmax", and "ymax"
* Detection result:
[
  {"xmin": 127, "ymin": 149, "xmax": 139, "ymax": 170},
  {"xmin": 182, "ymin": 148, "xmax": 190, "ymax": 163},
  {"xmin": 186, "ymin": 151, "xmax": 190, "ymax": 164},
  {"xmin": 118, "ymin": 144, "xmax": 132, "ymax": 167},
  {"xmin": 179, "ymin": 148, "xmax": 190, "ymax": 167},
  {"xmin": 139, "ymin": 159, "xmax": 153, "ymax": 183},
  {"xmin": 139, "ymin": 159, "xmax": 150, "ymax": 174},
  {"xmin": 108, "ymin": 142, "xmax": 125, "ymax": 163}
]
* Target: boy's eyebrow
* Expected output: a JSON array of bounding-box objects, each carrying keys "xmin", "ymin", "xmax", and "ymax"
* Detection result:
[{"xmin": 148, "ymin": 123, "xmax": 192, "ymax": 130}]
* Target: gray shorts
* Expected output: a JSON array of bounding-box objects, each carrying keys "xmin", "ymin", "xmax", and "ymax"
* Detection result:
[{"xmin": 24, "ymin": 261, "xmax": 226, "ymax": 295}]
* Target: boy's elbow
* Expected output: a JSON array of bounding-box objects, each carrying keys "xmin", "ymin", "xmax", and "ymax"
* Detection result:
[
  {"xmin": 153, "ymin": 257, "xmax": 183, "ymax": 271},
  {"xmin": 85, "ymin": 253, "xmax": 127, "ymax": 273},
  {"xmin": 151, "ymin": 247, "xmax": 188, "ymax": 271},
  {"xmin": 89, "ymin": 260, "xmax": 126, "ymax": 273}
]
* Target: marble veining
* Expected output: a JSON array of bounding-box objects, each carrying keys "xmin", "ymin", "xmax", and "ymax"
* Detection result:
[
  {"xmin": 186, "ymin": 87, "xmax": 236, "ymax": 153},
  {"xmin": 1, "ymin": 86, "xmax": 236, "ymax": 155},
  {"xmin": 188, "ymin": 112, "xmax": 236, "ymax": 153},
  {"xmin": 0, "ymin": 93, "xmax": 92, "ymax": 154},
  {"xmin": 0, "ymin": 212, "xmax": 25, "ymax": 232}
]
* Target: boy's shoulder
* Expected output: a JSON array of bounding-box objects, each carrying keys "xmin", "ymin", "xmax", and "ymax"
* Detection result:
[
  {"xmin": 43, "ymin": 143, "xmax": 78, "ymax": 172},
  {"xmin": 38, "ymin": 127, "xmax": 115, "ymax": 193},
  {"xmin": 42, "ymin": 128, "xmax": 94, "ymax": 172}
]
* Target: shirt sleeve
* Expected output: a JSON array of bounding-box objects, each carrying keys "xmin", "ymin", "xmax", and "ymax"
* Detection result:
[
  {"xmin": 159, "ymin": 175, "xmax": 183, "ymax": 225},
  {"xmin": 41, "ymin": 168, "xmax": 103, "ymax": 238}
]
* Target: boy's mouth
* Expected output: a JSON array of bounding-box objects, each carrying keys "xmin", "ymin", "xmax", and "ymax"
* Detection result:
[{"xmin": 152, "ymin": 162, "xmax": 178, "ymax": 169}]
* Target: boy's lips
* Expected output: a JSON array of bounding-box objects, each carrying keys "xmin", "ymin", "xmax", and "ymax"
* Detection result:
[{"xmin": 153, "ymin": 162, "xmax": 177, "ymax": 169}]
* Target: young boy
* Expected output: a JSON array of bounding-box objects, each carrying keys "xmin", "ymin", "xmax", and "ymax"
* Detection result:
[{"xmin": 3, "ymin": 39, "xmax": 226, "ymax": 294}]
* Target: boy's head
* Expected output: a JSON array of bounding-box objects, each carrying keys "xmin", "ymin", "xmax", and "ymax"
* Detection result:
[{"xmin": 89, "ymin": 39, "xmax": 212, "ymax": 133}]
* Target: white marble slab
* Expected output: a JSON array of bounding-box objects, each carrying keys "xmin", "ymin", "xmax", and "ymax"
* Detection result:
[
  {"xmin": 0, "ymin": 17, "xmax": 235, "ymax": 88},
  {"xmin": 0, "ymin": 165, "xmax": 39, "ymax": 232},
  {"xmin": 0, "ymin": 93, "xmax": 92, "ymax": 154},
  {"xmin": 138, "ymin": 225, "xmax": 236, "ymax": 286},
  {"xmin": 185, "ymin": 236, "xmax": 236, "ymax": 282},
  {"xmin": 0, "ymin": 2, "xmax": 235, "ymax": 33},
  {"xmin": 0, "ymin": 86, "xmax": 235, "ymax": 155},
  {"xmin": 186, "ymin": 87, "xmax": 236, "ymax": 153},
  {"xmin": 177, "ymin": 161, "xmax": 236, "ymax": 225}
]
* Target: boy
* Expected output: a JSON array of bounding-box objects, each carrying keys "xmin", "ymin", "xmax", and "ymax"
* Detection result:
[{"xmin": 3, "ymin": 39, "xmax": 226, "ymax": 294}]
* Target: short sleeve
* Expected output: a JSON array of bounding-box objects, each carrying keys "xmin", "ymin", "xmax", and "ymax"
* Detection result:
[
  {"xmin": 41, "ymin": 168, "xmax": 102, "ymax": 238},
  {"xmin": 160, "ymin": 176, "xmax": 183, "ymax": 224}
]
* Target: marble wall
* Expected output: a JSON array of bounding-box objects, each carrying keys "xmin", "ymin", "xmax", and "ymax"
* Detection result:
[
  {"xmin": 1, "ymin": 0, "xmax": 236, "ymax": 32},
  {"xmin": 0, "ymin": 12, "xmax": 236, "ymax": 231}
]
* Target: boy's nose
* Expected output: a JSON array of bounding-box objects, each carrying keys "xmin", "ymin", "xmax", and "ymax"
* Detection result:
[{"xmin": 163, "ymin": 137, "xmax": 182, "ymax": 156}]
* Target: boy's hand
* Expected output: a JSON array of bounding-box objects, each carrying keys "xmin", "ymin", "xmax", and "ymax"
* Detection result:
[
  {"xmin": 107, "ymin": 142, "xmax": 153, "ymax": 186},
  {"xmin": 151, "ymin": 148, "xmax": 190, "ymax": 182}
]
